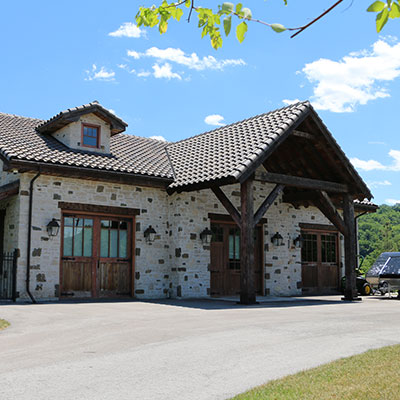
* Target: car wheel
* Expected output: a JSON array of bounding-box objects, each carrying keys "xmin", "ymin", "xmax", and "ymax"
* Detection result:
[
  {"xmin": 379, "ymin": 282, "xmax": 388, "ymax": 296},
  {"xmin": 362, "ymin": 283, "xmax": 372, "ymax": 296}
]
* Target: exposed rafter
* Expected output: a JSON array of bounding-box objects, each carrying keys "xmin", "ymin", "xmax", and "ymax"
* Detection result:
[{"xmin": 255, "ymin": 172, "xmax": 348, "ymax": 194}]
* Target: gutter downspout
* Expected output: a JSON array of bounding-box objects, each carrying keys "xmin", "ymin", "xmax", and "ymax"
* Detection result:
[{"xmin": 26, "ymin": 171, "xmax": 40, "ymax": 304}]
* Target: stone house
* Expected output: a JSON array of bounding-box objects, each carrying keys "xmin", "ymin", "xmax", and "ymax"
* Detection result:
[{"xmin": 0, "ymin": 101, "xmax": 376, "ymax": 303}]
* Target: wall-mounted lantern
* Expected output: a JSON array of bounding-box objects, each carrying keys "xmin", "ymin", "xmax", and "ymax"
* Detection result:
[
  {"xmin": 200, "ymin": 227, "xmax": 213, "ymax": 244},
  {"xmin": 144, "ymin": 225, "xmax": 157, "ymax": 243},
  {"xmin": 271, "ymin": 232, "xmax": 284, "ymax": 247},
  {"xmin": 46, "ymin": 218, "xmax": 60, "ymax": 237},
  {"xmin": 293, "ymin": 234, "xmax": 304, "ymax": 249}
]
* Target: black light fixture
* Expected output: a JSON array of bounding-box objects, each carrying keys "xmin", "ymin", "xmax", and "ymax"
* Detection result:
[
  {"xmin": 293, "ymin": 234, "xmax": 304, "ymax": 249},
  {"xmin": 271, "ymin": 232, "xmax": 284, "ymax": 247},
  {"xmin": 144, "ymin": 225, "xmax": 157, "ymax": 243},
  {"xmin": 46, "ymin": 218, "xmax": 60, "ymax": 237},
  {"xmin": 200, "ymin": 227, "xmax": 213, "ymax": 244}
]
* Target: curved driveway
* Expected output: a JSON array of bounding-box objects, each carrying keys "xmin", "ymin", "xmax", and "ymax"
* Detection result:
[{"xmin": 0, "ymin": 296, "xmax": 399, "ymax": 400}]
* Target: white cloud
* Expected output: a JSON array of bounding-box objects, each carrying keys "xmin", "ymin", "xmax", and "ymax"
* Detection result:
[
  {"xmin": 282, "ymin": 99, "xmax": 301, "ymax": 106},
  {"xmin": 127, "ymin": 47, "xmax": 245, "ymax": 71},
  {"xmin": 386, "ymin": 198, "xmax": 400, "ymax": 205},
  {"xmin": 85, "ymin": 64, "xmax": 115, "ymax": 81},
  {"xmin": 204, "ymin": 114, "xmax": 226, "ymax": 126},
  {"xmin": 127, "ymin": 50, "xmax": 141, "ymax": 59},
  {"xmin": 299, "ymin": 39, "xmax": 400, "ymax": 112},
  {"xmin": 109, "ymin": 22, "xmax": 143, "ymax": 38},
  {"xmin": 149, "ymin": 135, "xmax": 167, "ymax": 142},
  {"xmin": 367, "ymin": 180, "xmax": 392, "ymax": 188},
  {"xmin": 350, "ymin": 158, "xmax": 386, "ymax": 171},
  {"xmin": 137, "ymin": 71, "xmax": 151, "ymax": 78},
  {"xmin": 152, "ymin": 63, "xmax": 182, "ymax": 80},
  {"xmin": 351, "ymin": 149, "xmax": 400, "ymax": 171}
]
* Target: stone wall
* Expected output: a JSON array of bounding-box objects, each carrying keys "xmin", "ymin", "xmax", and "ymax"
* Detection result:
[{"xmin": 6, "ymin": 171, "xmax": 344, "ymax": 301}]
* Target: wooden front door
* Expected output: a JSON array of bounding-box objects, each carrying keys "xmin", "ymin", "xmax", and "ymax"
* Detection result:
[
  {"xmin": 301, "ymin": 229, "xmax": 340, "ymax": 294},
  {"xmin": 210, "ymin": 222, "xmax": 263, "ymax": 296},
  {"xmin": 60, "ymin": 214, "xmax": 132, "ymax": 298}
]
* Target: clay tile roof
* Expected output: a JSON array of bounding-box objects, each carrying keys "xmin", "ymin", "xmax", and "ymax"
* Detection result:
[
  {"xmin": 354, "ymin": 198, "xmax": 378, "ymax": 211},
  {"xmin": 36, "ymin": 101, "xmax": 128, "ymax": 135},
  {"xmin": 0, "ymin": 112, "xmax": 173, "ymax": 179},
  {"xmin": 167, "ymin": 101, "xmax": 311, "ymax": 189}
]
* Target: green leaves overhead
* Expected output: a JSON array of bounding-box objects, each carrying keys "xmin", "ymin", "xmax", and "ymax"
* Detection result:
[
  {"xmin": 236, "ymin": 21, "xmax": 248, "ymax": 43},
  {"xmin": 134, "ymin": 1, "xmax": 400, "ymax": 50},
  {"xmin": 367, "ymin": 1, "xmax": 386, "ymax": 12},
  {"xmin": 367, "ymin": 0, "xmax": 400, "ymax": 32}
]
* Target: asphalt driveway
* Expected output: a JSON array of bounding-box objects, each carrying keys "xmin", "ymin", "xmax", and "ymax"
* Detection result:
[{"xmin": 0, "ymin": 296, "xmax": 399, "ymax": 400}]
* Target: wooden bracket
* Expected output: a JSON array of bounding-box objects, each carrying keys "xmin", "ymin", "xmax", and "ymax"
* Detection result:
[
  {"xmin": 253, "ymin": 184, "xmax": 284, "ymax": 227},
  {"xmin": 314, "ymin": 191, "xmax": 348, "ymax": 236},
  {"xmin": 211, "ymin": 186, "xmax": 241, "ymax": 226}
]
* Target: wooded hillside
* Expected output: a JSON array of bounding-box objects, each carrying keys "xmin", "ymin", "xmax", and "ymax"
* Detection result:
[{"xmin": 358, "ymin": 204, "xmax": 400, "ymax": 273}]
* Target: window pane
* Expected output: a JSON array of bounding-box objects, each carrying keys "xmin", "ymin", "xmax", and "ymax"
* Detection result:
[
  {"xmin": 75, "ymin": 218, "xmax": 83, "ymax": 227},
  {"xmin": 111, "ymin": 220, "xmax": 119, "ymax": 229},
  {"xmin": 119, "ymin": 230, "xmax": 127, "ymax": 258},
  {"xmin": 83, "ymin": 126, "xmax": 98, "ymax": 147},
  {"xmin": 100, "ymin": 229, "xmax": 109, "ymax": 257},
  {"xmin": 84, "ymin": 219, "xmax": 93, "ymax": 227},
  {"xmin": 110, "ymin": 230, "xmax": 118, "ymax": 258},
  {"xmin": 73, "ymin": 227, "xmax": 83, "ymax": 257},
  {"xmin": 229, "ymin": 231, "xmax": 234, "ymax": 259},
  {"xmin": 101, "ymin": 220, "xmax": 110, "ymax": 228},
  {"xmin": 63, "ymin": 226, "xmax": 73, "ymax": 256},
  {"xmin": 83, "ymin": 136, "xmax": 97, "ymax": 147},
  {"xmin": 120, "ymin": 221, "xmax": 127, "ymax": 230},
  {"xmin": 64, "ymin": 217, "xmax": 74, "ymax": 227},
  {"xmin": 83, "ymin": 227, "xmax": 93, "ymax": 257},
  {"xmin": 301, "ymin": 233, "xmax": 318, "ymax": 262},
  {"xmin": 235, "ymin": 233, "xmax": 240, "ymax": 259}
]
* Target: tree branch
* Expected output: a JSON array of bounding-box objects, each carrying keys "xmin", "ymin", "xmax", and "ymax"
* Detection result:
[{"xmin": 290, "ymin": 0, "xmax": 344, "ymax": 38}]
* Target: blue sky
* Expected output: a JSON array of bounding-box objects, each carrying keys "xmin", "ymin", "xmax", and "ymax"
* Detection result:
[{"xmin": 1, "ymin": 0, "xmax": 399, "ymax": 205}]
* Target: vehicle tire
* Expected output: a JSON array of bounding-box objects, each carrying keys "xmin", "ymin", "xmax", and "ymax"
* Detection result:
[
  {"xmin": 362, "ymin": 283, "xmax": 372, "ymax": 296},
  {"xmin": 379, "ymin": 282, "xmax": 388, "ymax": 296}
]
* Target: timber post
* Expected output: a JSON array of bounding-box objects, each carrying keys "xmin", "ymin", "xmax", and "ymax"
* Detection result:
[
  {"xmin": 240, "ymin": 176, "xmax": 256, "ymax": 305},
  {"xmin": 342, "ymin": 193, "xmax": 359, "ymax": 301}
]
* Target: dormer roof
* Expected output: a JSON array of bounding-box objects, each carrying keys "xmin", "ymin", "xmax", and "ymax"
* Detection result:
[{"xmin": 36, "ymin": 101, "xmax": 128, "ymax": 135}]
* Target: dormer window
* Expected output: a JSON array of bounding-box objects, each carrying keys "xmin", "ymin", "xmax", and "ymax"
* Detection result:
[{"xmin": 82, "ymin": 123, "xmax": 100, "ymax": 148}]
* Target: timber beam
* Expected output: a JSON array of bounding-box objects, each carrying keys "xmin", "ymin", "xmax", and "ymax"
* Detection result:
[
  {"xmin": 240, "ymin": 178, "xmax": 256, "ymax": 305},
  {"xmin": 0, "ymin": 180, "xmax": 19, "ymax": 201},
  {"xmin": 211, "ymin": 186, "xmax": 241, "ymax": 226},
  {"xmin": 255, "ymin": 172, "xmax": 348, "ymax": 194},
  {"xmin": 292, "ymin": 130, "xmax": 315, "ymax": 140},
  {"xmin": 254, "ymin": 184, "xmax": 284, "ymax": 227},
  {"xmin": 314, "ymin": 191, "xmax": 348, "ymax": 237},
  {"xmin": 342, "ymin": 193, "xmax": 360, "ymax": 301}
]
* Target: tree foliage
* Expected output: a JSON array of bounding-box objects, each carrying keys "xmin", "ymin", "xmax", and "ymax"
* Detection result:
[
  {"xmin": 358, "ymin": 204, "xmax": 400, "ymax": 274},
  {"xmin": 135, "ymin": 1, "xmax": 400, "ymax": 50}
]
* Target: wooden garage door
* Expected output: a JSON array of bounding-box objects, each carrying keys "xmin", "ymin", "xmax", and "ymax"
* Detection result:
[
  {"xmin": 61, "ymin": 214, "xmax": 133, "ymax": 298},
  {"xmin": 301, "ymin": 229, "xmax": 340, "ymax": 294},
  {"xmin": 210, "ymin": 222, "xmax": 263, "ymax": 296}
]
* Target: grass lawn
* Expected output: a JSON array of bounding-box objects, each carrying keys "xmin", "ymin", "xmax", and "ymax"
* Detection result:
[
  {"xmin": 0, "ymin": 319, "xmax": 10, "ymax": 331},
  {"xmin": 232, "ymin": 345, "xmax": 400, "ymax": 400}
]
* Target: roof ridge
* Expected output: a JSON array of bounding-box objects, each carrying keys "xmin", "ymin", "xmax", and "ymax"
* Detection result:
[
  {"xmin": 115, "ymin": 132, "xmax": 170, "ymax": 144},
  {"xmin": 167, "ymin": 100, "xmax": 311, "ymax": 147},
  {"xmin": 0, "ymin": 111, "xmax": 43, "ymax": 122}
]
